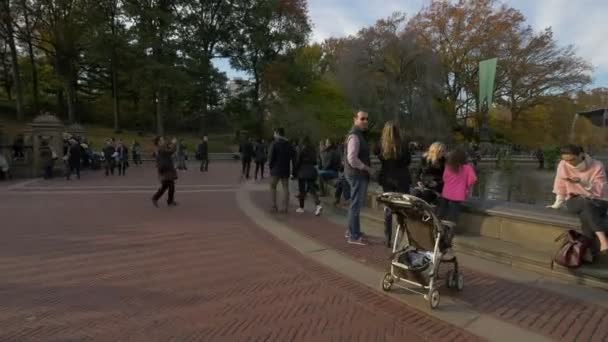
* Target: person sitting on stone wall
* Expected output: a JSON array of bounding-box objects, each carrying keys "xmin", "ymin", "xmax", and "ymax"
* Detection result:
[{"xmin": 547, "ymin": 144, "xmax": 608, "ymax": 263}]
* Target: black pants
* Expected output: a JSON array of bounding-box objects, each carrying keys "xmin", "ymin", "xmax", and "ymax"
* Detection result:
[
  {"xmin": 118, "ymin": 161, "xmax": 127, "ymax": 175},
  {"xmin": 105, "ymin": 161, "xmax": 115, "ymax": 176},
  {"xmin": 334, "ymin": 176, "xmax": 351, "ymax": 203},
  {"xmin": 200, "ymin": 159, "xmax": 209, "ymax": 172},
  {"xmin": 43, "ymin": 165, "xmax": 53, "ymax": 179},
  {"xmin": 67, "ymin": 163, "xmax": 80, "ymax": 179},
  {"xmin": 298, "ymin": 178, "xmax": 320, "ymax": 208},
  {"xmin": 242, "ymin": 159, "xmax": 252, "ymax": 179},
  {"xmin": 438, "ymin": 198, "xmax": 462, "ymax": 224},
  {"xmin": 566, "ymin": 196, "xmax": 608, "ymax": 251},
  {"xmin": 255, "ymin": 161, "xmax": 265, "ymax": 179},
  {"xmin": 153, "ymin": 180, "xmax": 175, "ymax": 204}
]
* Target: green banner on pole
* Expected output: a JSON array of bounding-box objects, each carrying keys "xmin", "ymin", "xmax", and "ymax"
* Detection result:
[{"xmin": 479, "ymin": 58, "xmax": 498, "ymax": 108}]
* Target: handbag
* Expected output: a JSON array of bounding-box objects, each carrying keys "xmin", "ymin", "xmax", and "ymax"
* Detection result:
[{"xmin": 553, "ymin": 230, "xmax": 592, "ymax": 268}]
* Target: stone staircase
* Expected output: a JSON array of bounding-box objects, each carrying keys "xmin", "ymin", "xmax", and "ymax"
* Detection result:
[{"xmin": 323, "ymin": 187, "xmax": 608, "ymax": 290}]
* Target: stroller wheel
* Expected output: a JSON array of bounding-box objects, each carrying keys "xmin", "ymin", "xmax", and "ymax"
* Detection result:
[
  {"xmin": 428, "ymin": 289, "xmax": 440, "ymax": 309},
  {"xmin": 456, "ymin": 273, "xmax": 464, "ymax": 291},
  {"xmin": 381, "ymin": 272, "xmax": 393, "ymax": 292},
  {"xmin": 446, "ymin": 270, "xmax": 456, "ymax": 289}
]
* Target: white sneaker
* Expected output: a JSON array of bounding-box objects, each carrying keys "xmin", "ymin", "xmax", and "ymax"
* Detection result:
[
  {"xmin": 296, "ymin": 208, "xmax": 305, "ymax": 214},
  {"xmin": 315, "ymin": 205, "xmax": 323, "ymax": 216}
]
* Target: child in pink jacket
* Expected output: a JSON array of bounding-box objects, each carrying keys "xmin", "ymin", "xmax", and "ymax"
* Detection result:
[{"xmin": 439, "ymin": 148, "xmax": 477, "ymax": 224}]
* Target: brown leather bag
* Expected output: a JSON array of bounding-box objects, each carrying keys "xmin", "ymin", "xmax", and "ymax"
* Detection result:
[{"xmin": 553, "ymin": 230, "xmax": 592, "ymax": 268}]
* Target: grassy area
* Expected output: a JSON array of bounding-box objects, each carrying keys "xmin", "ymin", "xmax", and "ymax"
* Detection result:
[{"xmin": 1, "ymin": 118, "xmax": 237, "ymax": 154}]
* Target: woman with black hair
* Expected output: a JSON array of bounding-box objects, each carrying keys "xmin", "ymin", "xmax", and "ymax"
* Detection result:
[{"xmin": 294, "ymin": 136, "xmax": 323, "ymax": 216}]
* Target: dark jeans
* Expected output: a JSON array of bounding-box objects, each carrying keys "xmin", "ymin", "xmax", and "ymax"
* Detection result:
[
  {"xmin": 200, "ymin": 159, "xmax": 209, "ymax": 172},
  {"xmin": 566, "ymin": 196, "xmax": 608, "ymax": 251},
  {"xmin": 118, "ymin": 161, "xmax": 127, "ymax": 175},
  {"xmin": 346, "ymin": 175, "xmax": 369, "ymax": 240},
  {"xmin": 43, "ymin": 165, "xmax": 53, "ymax": 179},
  {"xmin": 298, "ymin": 178, "xmax": 320, "ymax": 208},
  {"xmin": 242, "ymin": 159, "xmax": 252, "ymax": 179},
  {"xmin": 66, "ymin": 163, "xmax": 80, "ymax": 179},
  {"xmin": 318, "ymin": 169, "xmax": 338, "ymax": 195},
  {"xmin": 153, "ymin": 180, "xmax": 175, "ymax": 204},
  {"xmin": 382, "ymin": 186, "xmax": 409, "ymax": 243},
  {"xmin": 133, "ymin": 153, "xmax": 142, "ymax": 165},
  {"xmin": 438, "ymin": 198, "xmax": 462, "ymax": 224},
  {"xmin": 335, "ymin": 175, "xmax": 351, "ymax": 202},
  {"xmin": 105, "ymin": 160, "xmax": 115, "ymax": 176},
  {"xmin": 255, "ymin": 161, "xmax": 265, "ymax": 179}
]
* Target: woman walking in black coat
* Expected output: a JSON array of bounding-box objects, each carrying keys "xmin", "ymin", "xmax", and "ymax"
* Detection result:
[
  {"xmin": 152, "ymin": 136, "xmax": 178, "ymax": 207},
  {"xmin": 254, "ymin": 138, "xmax": 268, "ymax": 180},
  {"xmin": 294, "ymin": 136, "xmax": 323, "ymax": 216},
  {"xmin": 374, "ymin": 120, "xmax": 411, "ymax": 247}
]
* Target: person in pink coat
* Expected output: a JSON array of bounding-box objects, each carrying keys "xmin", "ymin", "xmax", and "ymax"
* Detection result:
[
  {"xmin": 547, "ymin": 145, "xmax": 608, "ymax": 261},
  {"xmin": 438, "ymin": 147, "xmax": 477, "ymax": 225}
]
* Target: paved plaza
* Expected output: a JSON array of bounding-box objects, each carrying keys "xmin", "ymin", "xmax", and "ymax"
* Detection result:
[{"xmin": 0, "ymin": 161, "xmax": 606, "ymax": 341}]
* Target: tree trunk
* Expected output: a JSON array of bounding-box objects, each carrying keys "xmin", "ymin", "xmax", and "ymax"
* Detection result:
[
  {"xmin": 155, "ymin": 89, "xmax": 164, "ymax": 136},
  {"xmin": 22, "ymin": 0, "xmax": 39, "ymax": 113},
  {"xmin": 2, "ymin": 0, "xmax": 24, "ymax": 120},
  {"xmin": 0, "ymin": 53, "xmax": 12, "ymax": 100},
  {"xmin": 111, "ymin": 58, "xmax": 119, "ymax": 132},
  {"xmin": 65, "ymin": 79, "xmax": 76, "ymax": 123}
]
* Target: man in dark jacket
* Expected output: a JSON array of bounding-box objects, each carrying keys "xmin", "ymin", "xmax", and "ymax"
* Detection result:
[
  {"xmin": 152, "ymin": 136, "xmax": 178, "ymax": 207},
  {"xmin": 239, "ymin": 137, "xmax": 255, "ymax": 179},
  {"xmin": 103, "ymin": 140, "xmax": 116, "ymax": 176},
  {"xmin": 268, "ymin": 127, "xmax": 294, "ymax": 213},
  {"xmin": 66, "ymin": 139, "xmax": 82, "ymax": 180},
  {"xmin": 197, "ymin": 136, "xmax": 209, "ymax": 172}
]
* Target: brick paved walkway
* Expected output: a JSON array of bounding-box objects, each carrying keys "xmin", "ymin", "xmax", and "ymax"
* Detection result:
[
  {"xmin": 250, "ymin": 191, "xmax": 608, "ymax": 342},
  {"xmin": 0, "ymin": 163, "xmax": 478, "ymax": 341}
]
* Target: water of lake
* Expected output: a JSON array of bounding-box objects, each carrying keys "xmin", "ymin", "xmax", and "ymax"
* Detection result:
[{"xmin": 473, "ymin": 166, "xmax": 556, "ymax": 205}]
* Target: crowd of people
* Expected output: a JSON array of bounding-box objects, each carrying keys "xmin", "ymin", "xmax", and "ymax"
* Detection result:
[{"xmin": 4, "ymin": 110, "xmax": 608, "ymax": 265}]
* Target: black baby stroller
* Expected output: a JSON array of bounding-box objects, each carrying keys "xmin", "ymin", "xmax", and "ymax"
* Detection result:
[{"xmin": 377, "ymin": 192, "xmax": 463, "ymax": 309}]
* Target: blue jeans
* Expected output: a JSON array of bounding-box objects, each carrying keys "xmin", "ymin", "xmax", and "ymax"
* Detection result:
[
  {"xmin": 335, "ymin": 175, "xmax": 350, "ymax": 202},
  {"xmin": 318, "ymin": 169, "xmax": 338, "ymax": 181},
  {"xmin": 346, "ymin": 175, "xmax": 369, "ymax": 240}
]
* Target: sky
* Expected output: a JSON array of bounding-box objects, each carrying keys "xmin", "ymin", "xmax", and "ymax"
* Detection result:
[{"xmin": 214, "ymin": 0, "xmax": 608, "ymax": 87}]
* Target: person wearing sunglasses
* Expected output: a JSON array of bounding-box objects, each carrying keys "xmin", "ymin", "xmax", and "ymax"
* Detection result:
[
  {"xmin": 344, "ymin": 110, "xmax": 372, "ymax": 245},
  {"xmin": 548, "ymin": 144, "xmax": 608, "ymax": 263}
]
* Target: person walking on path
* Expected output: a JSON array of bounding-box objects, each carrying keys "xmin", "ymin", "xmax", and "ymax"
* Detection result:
[
  {"xmin": 535, "ymin": 148, "xmax": 545, "ymax": 170},
  {"xmin": 65, "ymin": 139, "xmax": 82, "ymax": 180},
  {"xmin": 413, "ymin": 142, "xmax": 446, "ymax": 205},
  {"xmin": 254, "ymin": 138, "xmax": 268, "ymax": 180},
  {"xmin": 438, "ymin": 147, "xmax": 477, "ymax": 225},
  {"xmin": 318, "ymin": 139, "xmax": 342, "ymax": 195},
  {"xmin": 240, "ymin": 137, "xmax": 254, "ymax": 180},
  {"xmin": 374, "ymin": 121, "xmax": 411, "ymax": 247},
  {"xmin": 547, "ymin": 145, "xmax": 608, "ymax": 262},
  {"xmin": 344, "ymin": 111, "xmax": 373, "ymax": 245},
  {"xmin": 269, "ymin": 128, "xmax": 294, "ymax": 213},
  {"xmin": 103, "ymin": 140, "xmax": 116, "ymax": 176},
  {"xmin": 116, "ymin": 141, "xmax": 129, "ymax": 176},
  {"xmin": 131, "ymin": 141, "xmax": 142, "ymax": 165},
  {"xmin": 152, "ymin": 136, "xmax": 178, "ymax": 207},
  {"xmin": 39, "ymin": 140, "xmax": 55, "ymax": 179},
  {"xmin": 294, "ymin": 136, "xmax": 323, "ymax": 216},
  {"xmin": 176, "ymin": 140, "xmax": 188, "ymax": 171},
  {"xmin": 197, "ymin": 136, "xmax": 209, "ymax": 172}
]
